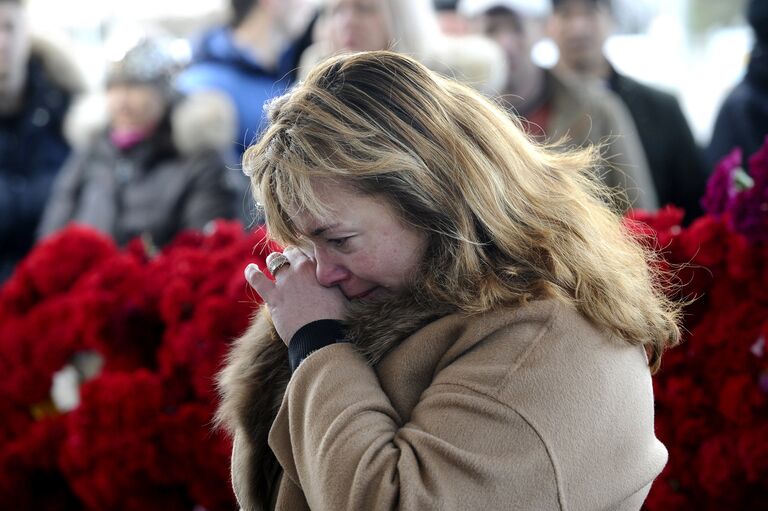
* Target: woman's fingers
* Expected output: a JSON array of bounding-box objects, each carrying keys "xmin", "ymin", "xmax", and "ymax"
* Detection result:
[
  {"xmin": 245, "ymin": 248, "xmax": 346, "ymax": 344},
  {"xmin": 244, "ymin": 263, "xmax": 275, "ymax": 300},
  {"xmin": 283, "ymin": 246, "xmax": 309, "ymax": 265}
]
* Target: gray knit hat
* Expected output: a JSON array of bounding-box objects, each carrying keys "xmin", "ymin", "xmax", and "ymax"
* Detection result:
[{"xmin": 105, "ymin": 38, "xmax": 182, "ymax": 97}]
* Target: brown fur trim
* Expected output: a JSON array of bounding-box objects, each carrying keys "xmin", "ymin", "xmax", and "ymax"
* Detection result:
[
  {"xmin": 216, "ymin": 306, "xmax": 289, "ymax": 509},
  {"xmin": 345, "ymin": 291, "xmax": 457, "ymax": 364}
]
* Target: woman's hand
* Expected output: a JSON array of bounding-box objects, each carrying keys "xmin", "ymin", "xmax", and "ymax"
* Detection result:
[{"xmin": 245, "ymin": 247, "xmax": 348, "ymax": 345}]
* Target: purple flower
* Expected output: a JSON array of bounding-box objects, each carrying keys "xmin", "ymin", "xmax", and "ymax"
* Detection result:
[
  {"xmin": 701, "ymin": 148, "xmax": 743, "ymax": 217},
  {"xmin": 732, "ymin": 141, "xmax": 768, "ymax": 243}
]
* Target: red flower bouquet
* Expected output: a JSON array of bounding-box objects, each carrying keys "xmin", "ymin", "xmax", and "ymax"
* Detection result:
[
  {"xmin": 0, "ymin": 221, "xmax": 272, "ymax": 510},
  {"xmin": 638, "ymin": 144, "xmax": 768, "ymax": 509}
]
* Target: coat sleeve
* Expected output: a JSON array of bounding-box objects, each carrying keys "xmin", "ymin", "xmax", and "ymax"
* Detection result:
[
  {"xmin": 36, "ymin": 151, "xmax": 88, "ymax": 240},
  {"xmin": 594, "ymin": 94, "xmax": 659, "ymax": 211},
  {"xmin": 267, "ymin": 343, "xmax": 561, "ymax": 511},
  {"xmin": 180, "ymin": 150, "xmax": 237, "ymax": 230}
]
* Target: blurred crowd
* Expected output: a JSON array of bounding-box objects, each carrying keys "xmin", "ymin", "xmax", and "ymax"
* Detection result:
[{"xmin": 0, "ymin": 0, "xmax": 762, "ymax": 283}]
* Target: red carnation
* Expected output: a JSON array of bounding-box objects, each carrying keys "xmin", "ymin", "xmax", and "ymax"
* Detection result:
[
  {"xmin": 696, "ymin": 435, "xmax": 747, "ymax": 502},
  {"xmin": 0, "ymin": 416, "xmax": 81, "ymax": 510},
  {"xmin": 718, "ymin": 375, "xmax": 766, "ymax": 426},
  {"xmin": 738, "ymin": 424, "xmax": 768, "ymax": 484},
  {"xmin": 625, "ymin": 205, "xmax": 684, "ymax": 251},
  {"xmin": 157, "ymin": 403, "xmax": 236, "ymax": 510},
  {"xmin": 643, "ymin": 475, "xmax": 692, "ymax": 510},
  {"xmin": 677, "ymin": 215, "xmax": 733, "ymax": 269},
  {"xmin": 10, "ymin": 226, "xmax": 118, "ymax": 303},
  {"xmin": 60, "ymin": 370, "xmax": 189, "ymax": 511}
]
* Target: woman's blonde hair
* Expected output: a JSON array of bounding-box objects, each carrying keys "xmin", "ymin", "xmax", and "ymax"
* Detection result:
[{"xmin": 244, "ymin": 51, "xmax": 680, "ymax": 372}]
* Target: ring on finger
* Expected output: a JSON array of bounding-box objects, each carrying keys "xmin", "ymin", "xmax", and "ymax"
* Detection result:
[{"xmin": 266, "ymin": 252, "xmax": 290, "ymax": 276}]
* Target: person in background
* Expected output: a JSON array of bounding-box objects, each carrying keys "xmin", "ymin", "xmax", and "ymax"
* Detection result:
[
  {"xmin": 708, "ymin": 0, "xmax": 768, "ymax": 168},
  {"xmin": 177, "ymin": 0, "xmax": 316, "ymax": 158},
  {"xmin": 460, "ymin": 0, "xmax": 657, "ymax": 211},
  {"xmin": 176, "ymin": 0, "xmax": 318, "ymax": 225},
  {"xmin": 298, "ymin": 0, "xmax": 507, "ymax": 97},
  {"xmin": 38, "ymin": 38, "xmax": 237, "ymax": 249},
  {"xmin": 217, "ymin": 51, "xmax": 680, "ymax": 510},
  {"xmin": 0, "ymin": 0, "xmax": 83, "ymax": 282},
  {"xmin": 548, "ymin": 0, "xmax": 707, "ymax": 222},
  {"xmin": 434, "ymin": 0, "xmax": 471, "ymax": 35}
]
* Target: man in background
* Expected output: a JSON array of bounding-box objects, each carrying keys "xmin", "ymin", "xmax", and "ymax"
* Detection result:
[
  {"xmin": 460, "ymin": 0, "xmax": 657, "ymax": 211},
  {"xmin": 548, "ymin": 0, "xmax": 707, "ymax": 221},
  {"xmin": 176, "ymin": 0, "xmax": 317, "ymax": 226},
  {"xmin": 177, "ymin": 0, "xmax": 316, "ymax": 161},
  {"xmin": 0, "ymin": 0, "xmax": 83, "ymax": 282}
]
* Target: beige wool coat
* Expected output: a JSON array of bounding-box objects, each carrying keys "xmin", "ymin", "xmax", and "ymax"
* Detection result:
[{"xmin": 217, "ymin": 297, "xmax": 667, "ymax": 510}]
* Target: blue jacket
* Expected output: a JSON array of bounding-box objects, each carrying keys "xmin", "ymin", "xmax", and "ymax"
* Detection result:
[
  {"xmin": 0, "ymin": 52, "xmax": 79, "ymax": 282},
  {"xmin": 176, "ymin": 27, "xmax": 302, "ymax": 161}
]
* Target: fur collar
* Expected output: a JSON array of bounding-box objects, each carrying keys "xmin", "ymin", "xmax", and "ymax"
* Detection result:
[
  {"xmin": 29, "ymin": 36, "xmax": 86, "ymax": 96},
  {"xmin": 64, "ymin": 90, "xmax": 236, "ymax": 154},
  {"xmin": 216, "ymin": 290, "xmax": 456, "ymax": 509}
]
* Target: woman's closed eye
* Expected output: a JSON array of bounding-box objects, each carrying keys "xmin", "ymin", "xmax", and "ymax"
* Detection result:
[{"xmin": 328, "ymin": 236, "xmax": 353, "ymax": 248}]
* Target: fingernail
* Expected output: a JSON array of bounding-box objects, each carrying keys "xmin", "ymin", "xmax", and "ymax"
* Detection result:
[{"xmin": 244, "ymin": 263, "xmax": 259, "ymax": 282}]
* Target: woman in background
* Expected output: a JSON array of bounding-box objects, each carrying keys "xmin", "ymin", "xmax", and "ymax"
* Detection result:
[
  {"xmin": 218, "ymin": 51, "xmax": 681, "ymax": 510},
  {"xmin": 299, "ymin": 0, "xmax": 507, "ymax": 95},
  {"xmin": 39, "ymin": 38, "xmax": 237, "ymax": 248}
]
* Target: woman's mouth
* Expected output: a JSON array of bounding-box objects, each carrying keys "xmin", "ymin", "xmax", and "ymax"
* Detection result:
[{"xmin": 347, "ymin": 287, "xmax": 381, "ymax": 301}]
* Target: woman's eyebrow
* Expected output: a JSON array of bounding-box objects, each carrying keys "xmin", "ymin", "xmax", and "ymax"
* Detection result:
[{"xmin": 310, "ymin": 223, "xmax": 341, "ymax": 237}]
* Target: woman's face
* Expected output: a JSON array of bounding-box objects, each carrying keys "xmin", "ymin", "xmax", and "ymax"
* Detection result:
[
  {"xmin": 292, "ymin": 184, "xmax": 427, "ymax": 301},
  {"xmin": 326, "ymin": 0, "xmax": 392, "ymax": 53},
  {"xmin": 107, "ymin": 83, "xmax": 165, "ymax": 133}
]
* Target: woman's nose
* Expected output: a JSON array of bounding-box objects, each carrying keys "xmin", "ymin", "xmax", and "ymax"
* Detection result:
[{"xmin": 314, "ymin": 250, "xmax": 350, "ymax": 287}]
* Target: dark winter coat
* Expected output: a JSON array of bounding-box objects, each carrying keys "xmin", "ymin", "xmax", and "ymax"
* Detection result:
[
  {"xmin": 707, "ymin": 43, "xmax": 768, "ymax": 171},
  {"xmin": 608, "ymin": 69, "xmax": 708, "ymax": 222},
  {"xmin": 0, "ymin": 39, "xmax": 83, "ymax": 282},
  {"xmin": 37, "ymin": 92, "xmax": 238, "ymax": 248}
]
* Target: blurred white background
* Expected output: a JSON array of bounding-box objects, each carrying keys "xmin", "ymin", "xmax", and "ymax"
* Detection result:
[{"xmin": 26, "ymin": 0, "xmax": 750, "ymax": 145}]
